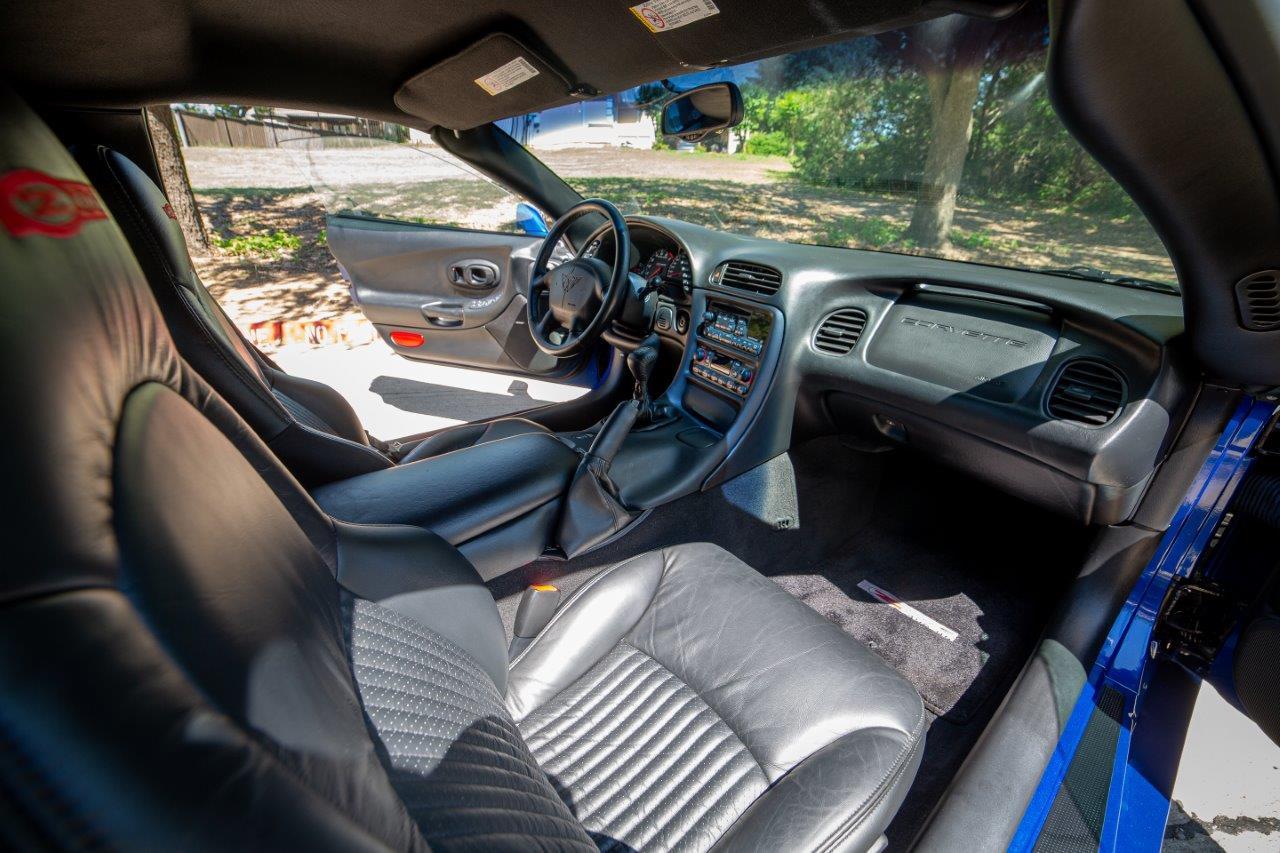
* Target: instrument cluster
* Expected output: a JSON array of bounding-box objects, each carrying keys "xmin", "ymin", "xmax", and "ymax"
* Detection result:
[
  {"xmin": 634, "ymin": 247, "xmax": 694, "ymax": 297},
  {"xmin": 581, "ymin": 220, "xmax": 694, "ymax": 302}
]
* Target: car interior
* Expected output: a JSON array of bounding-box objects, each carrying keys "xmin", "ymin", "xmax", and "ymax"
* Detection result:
[{"xmin": 3, "ymin": 0, "xmax": 1280, "ymax": 851}]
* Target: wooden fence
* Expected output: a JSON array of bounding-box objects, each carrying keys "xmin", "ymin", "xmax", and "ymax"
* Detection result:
[{"xmin": 174, "ymin": 110, "xmax": 407, "ymax": 148}]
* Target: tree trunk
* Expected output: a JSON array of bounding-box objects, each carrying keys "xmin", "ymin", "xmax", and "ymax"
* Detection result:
[
  {"xmin": 905, "ymin": 63, "xmax": 983, "ymax": 251},
  {"xmin": 144, "ymin": 105, "xmax": 210, "ymax": 254},
  {"xmin": 967, "ymin": 67, "xmax": 1004, "ymax": 176}
]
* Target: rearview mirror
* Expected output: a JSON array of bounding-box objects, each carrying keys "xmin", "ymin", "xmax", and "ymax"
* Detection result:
[{"xmin": 660, "ymin": 82, "xmax": 743, "ymax": 143}]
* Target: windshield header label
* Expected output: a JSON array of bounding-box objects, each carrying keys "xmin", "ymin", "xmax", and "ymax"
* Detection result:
[{"xmin": 630, "ymin": 0, "xmax": 720, "ymax": 34}]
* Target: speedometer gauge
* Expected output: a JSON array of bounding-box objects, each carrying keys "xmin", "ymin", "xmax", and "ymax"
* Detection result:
[{"xmin": 640, "ymin": 248, "xmax": 675, "ymax": 280}]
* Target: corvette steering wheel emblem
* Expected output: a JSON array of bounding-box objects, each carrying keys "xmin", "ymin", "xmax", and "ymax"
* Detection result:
[{"xmin": 563, "ymin": 273, "xmax": 584, "ymax": 310}]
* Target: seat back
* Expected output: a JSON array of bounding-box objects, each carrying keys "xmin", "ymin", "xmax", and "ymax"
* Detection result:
[
  {"xmin": 0, "ymin": 90, "xmax": 425, "ymax": 851},
  {"xmin": 78, "ymin": 146, "xmax": 392, "ymax": 486}
]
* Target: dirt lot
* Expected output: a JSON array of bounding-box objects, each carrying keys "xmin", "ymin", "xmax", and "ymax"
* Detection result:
[{"xmin": 183, "ymin": 145, "xmax": 1176, "ymax": 328}]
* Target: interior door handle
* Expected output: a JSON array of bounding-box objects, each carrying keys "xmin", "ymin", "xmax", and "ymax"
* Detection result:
[
  {"xmin": 421, "ymin": 300, "xmax": 465, "ymax": 328},
  {"xmin": 449, "ymin": 259, "xmax": 501, "ymax": 290}
]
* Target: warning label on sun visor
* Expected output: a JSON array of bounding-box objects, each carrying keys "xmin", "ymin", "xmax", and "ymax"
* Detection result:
[
  {"xmin": 629, "ymin": 0, "xmax": 720, "ymax": 33},
  {"xmin": 475, "ymin": 57, "xmax": 540, "ymax": 96}
]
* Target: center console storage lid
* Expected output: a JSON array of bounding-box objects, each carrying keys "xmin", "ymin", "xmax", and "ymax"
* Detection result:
[{"xmin": 311, "ymin": 431, "xmax": 578, "ymax": 545}]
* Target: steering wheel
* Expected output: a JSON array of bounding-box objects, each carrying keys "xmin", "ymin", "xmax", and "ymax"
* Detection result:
[{"xmin": 527, "ymin": 199, "xmax": 631, "ymax": 357}]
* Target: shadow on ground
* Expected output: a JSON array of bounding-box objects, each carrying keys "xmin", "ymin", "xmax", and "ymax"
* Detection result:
[{"xmin": 369, "ymin": 376, "xmax": 550, "ymax": 422}]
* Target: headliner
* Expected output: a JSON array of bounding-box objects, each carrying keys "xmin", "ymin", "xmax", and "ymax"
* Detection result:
[{"xmin": 0, "ymin": 0, "xmax": 1015, "ymax": 129}]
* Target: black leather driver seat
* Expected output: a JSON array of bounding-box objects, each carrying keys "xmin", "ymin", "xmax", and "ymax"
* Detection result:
[
  {"xmin": 1, "ymin": 92, "xmax": 924, "ymax": 851},
  {"xmin": 77, "ymin": 145, "xmax": 550, "ymax": 487}
]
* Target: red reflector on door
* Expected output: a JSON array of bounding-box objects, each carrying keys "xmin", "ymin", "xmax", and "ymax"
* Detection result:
[{"xmin": 389, "ymin": 330, "xmax": 425, "ymax": 347}]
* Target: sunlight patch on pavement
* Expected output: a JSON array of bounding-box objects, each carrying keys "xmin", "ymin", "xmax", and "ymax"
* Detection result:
[
  {"xmin": 1165, "ymin": 684, "xmax": 1280, "ymax": 852},
  {"xmin": 270, "ymin": 340, "xmax": 588, "ymax": 440}
]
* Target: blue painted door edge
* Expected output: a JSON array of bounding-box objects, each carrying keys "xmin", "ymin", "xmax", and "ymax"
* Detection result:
[{"xmin": 1009, "ymin": 395, "xmax": 1277, "ymax": 852}]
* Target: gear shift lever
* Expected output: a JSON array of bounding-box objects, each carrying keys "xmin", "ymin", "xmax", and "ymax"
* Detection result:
[
  {"xmin": 626, "ymin": 332, "xmax": 660, "ymax": 408},
  {"xmin": 627, "ymin": 332, "xmax": 672, "ymax": 424}
]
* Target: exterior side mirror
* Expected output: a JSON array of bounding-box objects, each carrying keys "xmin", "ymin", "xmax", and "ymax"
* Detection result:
[
  {"xmin": 516, "ymin": 202, "xmax": 549, "ymax": 237},
  {"xmin": 660, "ymin": 82, "xmax": 744, "ymax": 143}
]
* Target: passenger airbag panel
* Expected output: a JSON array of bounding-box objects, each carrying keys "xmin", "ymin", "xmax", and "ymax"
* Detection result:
[{"xmin": 865, "ymin": 293, "xmax": 1058, "ymax": 403}]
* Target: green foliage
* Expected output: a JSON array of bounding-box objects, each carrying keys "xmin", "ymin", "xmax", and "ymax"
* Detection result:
[
  {"xmin": 743, "ymin": 131, "xmax": 790, "ymax": 156},
  {"xmin": 213, "ymin": 229, "xmax": 301, "ymax": 256},
  {"xmin": 727, "ymin": 33, "xmax": 1141, "ymax": 219},
  {"xmin": 788, "ymin": 74, "xmax": 929, "ymax": 194},
  {"xmin": 950, "ymin": 227, "xmax": 995, "ymax": 250},
  {"xmin": 819, "ymin": 215, "xmax": 906, "ymax": 248}
]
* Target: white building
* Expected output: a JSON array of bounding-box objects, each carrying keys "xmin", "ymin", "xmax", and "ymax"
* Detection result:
[{"xmin": 497, "ymin": 93, "xmax": 656, "ymax": 150}]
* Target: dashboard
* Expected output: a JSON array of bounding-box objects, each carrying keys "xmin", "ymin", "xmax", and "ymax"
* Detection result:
[{"xmin": 583, "ymin": 214, "xmax": 1192, "ymax": 527}]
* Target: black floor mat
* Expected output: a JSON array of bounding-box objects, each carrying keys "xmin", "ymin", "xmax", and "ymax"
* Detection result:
[{"xmin": 773, "ymin": 528, "xmax": 1048, "ymax": 723}]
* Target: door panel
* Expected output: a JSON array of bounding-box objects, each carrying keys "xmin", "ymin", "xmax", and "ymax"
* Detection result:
[{"xmin": 328, "ymin": 214, "xmax": 577, "ymax": 377}]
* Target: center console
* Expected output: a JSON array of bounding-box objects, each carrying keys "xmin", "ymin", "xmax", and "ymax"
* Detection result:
[
  {"xmin": 564, "ymin": 288, "xmax": 784, "ymax": 521},
  {"xmin": 688, "ymin": 301, "xmax": 773, "ymax": 398}
]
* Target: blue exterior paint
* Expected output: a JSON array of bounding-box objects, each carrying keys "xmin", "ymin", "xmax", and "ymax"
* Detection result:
[
  {"xmin": 1010, "ymin": 396, "xmax": 1277, "ymax": 852},
  {"xmin": 515, "ymin": 202, "xmax": 549, "ymax": 237}
]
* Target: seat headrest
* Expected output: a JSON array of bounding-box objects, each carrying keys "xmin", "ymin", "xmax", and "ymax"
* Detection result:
[{"xmin": 82, "ymin": 145, "xmax": 203, "ymax": 295}]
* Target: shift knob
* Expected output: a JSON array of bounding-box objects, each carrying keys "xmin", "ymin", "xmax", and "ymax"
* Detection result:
[{"xmin": 627, "ymin": 333, "xmax": 661, "ymax": 401}]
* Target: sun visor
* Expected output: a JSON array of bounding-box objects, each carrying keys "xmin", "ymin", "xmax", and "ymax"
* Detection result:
[{"xmin": 396, "ymin": 34, "xmax": 579, "ymax": 130}]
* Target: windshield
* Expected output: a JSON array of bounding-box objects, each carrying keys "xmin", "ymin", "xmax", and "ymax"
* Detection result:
[{"xmin": 499, "ymin": 3, "xmax": 1176, "ymax": 289}]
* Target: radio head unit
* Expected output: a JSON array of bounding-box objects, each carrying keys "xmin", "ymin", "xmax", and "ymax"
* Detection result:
[
  {"xmin": 698, "ymin": 305, "xmax": 770, "ymax": 355},
  {"xmin": 689, "ymin": 302, "xmax": 772, "ymax": 398}
]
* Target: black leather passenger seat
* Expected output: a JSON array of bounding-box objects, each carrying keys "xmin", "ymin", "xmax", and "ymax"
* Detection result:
[{"xmin": 0, "ymin": 91, "xmax": 923, "ymax": 852}]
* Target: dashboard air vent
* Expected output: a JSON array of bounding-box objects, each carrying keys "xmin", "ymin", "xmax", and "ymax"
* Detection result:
[
  {"xmin": 813, "ymin": 308, "xmax": 868, "ymax": 355},
  {"xmin": 1235, "ymin": 269, "xmax": 1280, "ymax": 331},
  {"xmin": 714, "ymin": 261, "xmax": 783, "ymax": 296},
  {"xmin": 1047, "ymin": 359, "xmax": 1126, "ymax": 426}
]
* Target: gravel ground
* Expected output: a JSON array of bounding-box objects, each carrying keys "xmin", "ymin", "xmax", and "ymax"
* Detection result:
[{"xmin": 182, "ymin": 144, "xmax": 790, "ymax": 188}]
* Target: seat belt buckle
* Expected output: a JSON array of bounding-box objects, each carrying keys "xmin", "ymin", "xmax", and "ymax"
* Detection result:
[{"xmin": 509, "ymin": 584, "xmax": 560, "ymax": 659}]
